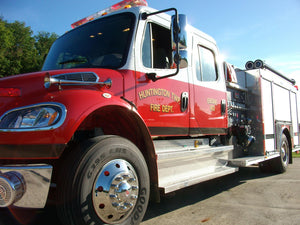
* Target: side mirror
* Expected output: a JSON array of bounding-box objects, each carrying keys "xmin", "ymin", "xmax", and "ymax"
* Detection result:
[
  {"xmin": 171, "ymin": 14, "xmax": 188, "ymax": 69},
  {"xmin": 142, "ymin": 8, "xmax": 188, "ymax": 81}
]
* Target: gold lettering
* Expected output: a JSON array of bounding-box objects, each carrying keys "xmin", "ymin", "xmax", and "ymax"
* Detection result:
[
  {"xmin": 138, "ymin": 91, "xmax": 145, "ymax": 100},
  {"xmin": 150, "ymin": 104, "xmax": 161, "ymax": 112},
  {"xmin": 172, "ymin": 93, "xmax": 180, "ymax": 103},
  {"xmin": 207, "ymin": 98, "xmax": 217, "ymax": 105},
  {"xmin": 162, "ymin": 105, "xmax": 174, "ymax": 113},
  {"xmin": 138, "ymin": 88, "xmax": 174, "ymax": 100},
  {"xmin": 210, "ymin": 105, "xmax": 216, "ymax": 111}
]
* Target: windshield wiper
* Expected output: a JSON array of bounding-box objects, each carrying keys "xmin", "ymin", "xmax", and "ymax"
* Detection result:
[{"xmin": 59, "ymin": 58, "xmax": 87, "ymax": 65}]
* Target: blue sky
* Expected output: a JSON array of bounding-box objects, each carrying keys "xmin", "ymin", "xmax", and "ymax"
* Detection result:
[{"xmin": 1, "ymin": 0, "xmax": 300, "ymax": 81}]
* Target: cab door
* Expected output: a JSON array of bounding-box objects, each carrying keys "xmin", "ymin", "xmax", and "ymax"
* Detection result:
[
  {"xmin": 190, "ymin": 36, "xmax": 227, "ymax": 135},
  {"xmin": 134, "ymin": 18, "xmax": 190, "ymax": 137}
]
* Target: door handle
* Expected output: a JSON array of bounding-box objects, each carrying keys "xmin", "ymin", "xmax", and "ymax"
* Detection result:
[
  {"xmin": 221, "ymin": 99, "xmax": 226, "ymax": 115},
  {"xmin": 181, "ymin": 92, "xmax": 189, "ymax": 112}
]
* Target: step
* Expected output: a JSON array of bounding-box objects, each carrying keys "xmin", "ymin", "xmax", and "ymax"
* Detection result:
[
  {"xmin": 154, "ymin": 138, "xmax": 231, "ymax": 160},
  {"xmin": 154, "ymin": 139, "xmax": 237, "ymax": 194},
  {"xmin": 292, "ymin": 146, "xmax": 300, "ymax": 152},
  {"xmin": 228, "ymin": 153, "xmax": 280, "ymax": 167}
]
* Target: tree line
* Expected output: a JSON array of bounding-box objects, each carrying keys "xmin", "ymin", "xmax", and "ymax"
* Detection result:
[{"xmin": 0, "ymin": 17, "xmax": 59, "ymax": 78}]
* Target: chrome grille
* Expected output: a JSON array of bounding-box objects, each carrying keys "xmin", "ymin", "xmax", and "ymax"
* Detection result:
[{"xmin": 54, "ymin": 72, "xmax": 98, "ymax": 82}]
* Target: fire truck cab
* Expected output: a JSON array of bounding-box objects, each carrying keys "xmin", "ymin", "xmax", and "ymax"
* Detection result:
[{"xmin": 0, "ymin": 1, "xmax": 299, "ymax": 224}]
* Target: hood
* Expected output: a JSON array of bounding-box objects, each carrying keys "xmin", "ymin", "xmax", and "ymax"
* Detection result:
[
  {"xmin": 0, "ymin": 68, "xmax": 126, "ymax": 116},
  {"xmin": 0, "ymin": 71, "xmax": 48, "ymax": 115}
]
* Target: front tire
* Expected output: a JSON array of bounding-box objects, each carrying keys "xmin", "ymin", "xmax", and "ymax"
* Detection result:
[{"xmin": 56, "ymin": 135, "xmax": 150, "ymax": 225}]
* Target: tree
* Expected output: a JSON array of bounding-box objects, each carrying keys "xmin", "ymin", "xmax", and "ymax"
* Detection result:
[
  {"xmin": 34, "ymin": 31, "xmax": 59, "ymax": 71},
  {"xmin": 0, "ymin": 18, "xmax": 14, "ymax": 77},
  {"xmin": 5, "ymin": 20, "xmax": 38, "ymax": 76},
  {"xmin": 0, "ymin": 18, "xmax": 58, "ymax": 77}
]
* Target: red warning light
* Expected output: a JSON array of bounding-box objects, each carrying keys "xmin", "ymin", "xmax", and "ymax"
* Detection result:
[{"xmin": 71, "ymin": 0, "xmax": 148, "ymax": 28}]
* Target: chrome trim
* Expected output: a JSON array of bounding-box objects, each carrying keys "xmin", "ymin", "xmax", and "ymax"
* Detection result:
[
  {"xmin": 0, "ymin": 164, "xmax": 53, "ymax": 208},
  {"xmin": 0, "ymin": 102, "xmax": 67, "ymax": 132},
  {"xmin": 0, "ymin": 171, "xmax": 26, "ymax": 207},
  {"xmin": 92, "ymin": 159, "xmax": 139, "ymax": 224},
  {"xmin": 44, "ymin": 72, "xmax": 112, "ymax": 89},
  {"xmin": 52, "ymin": 72, "xmax": 99, "ymax": 82}
]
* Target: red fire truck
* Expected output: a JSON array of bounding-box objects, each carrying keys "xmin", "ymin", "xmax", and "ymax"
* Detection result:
[{"xmin": 0, "ymin": 0, "xmax": 299, "ymax": 224}]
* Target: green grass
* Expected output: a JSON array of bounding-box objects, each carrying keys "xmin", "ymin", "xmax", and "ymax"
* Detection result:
[{"xmin": 292, "ymin": 151, "xmax": 300, "ymax": 158}]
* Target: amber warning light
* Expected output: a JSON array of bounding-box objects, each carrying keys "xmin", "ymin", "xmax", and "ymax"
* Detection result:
[{"xmin": 71, "ymin": 0, "xmax": 148, "ymax": 28}]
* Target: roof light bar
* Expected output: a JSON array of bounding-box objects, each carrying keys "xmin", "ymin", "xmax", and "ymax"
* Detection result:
[{"xmin": 71, "ymin": 0, "xmax": 148, "ymax": 29}]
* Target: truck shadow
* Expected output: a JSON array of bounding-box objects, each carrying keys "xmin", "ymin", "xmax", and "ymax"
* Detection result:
[
  {"xmin": 142, "ymin": 166, "xmax": 278, "ymax": 222},
  {"xmin": 0, "ymin": 166, "xmax": 277, "ymax": 225},
  {"xmin": 0, "ymin": 203, "xmax": 61, "ymax": 225}
]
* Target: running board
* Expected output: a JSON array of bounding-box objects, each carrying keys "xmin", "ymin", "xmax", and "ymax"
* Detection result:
[
  {"xmin": 292, "ymin": 146, "xmax": 300, "ymax": 152},
  {"xmin": 155, "ymin": 139, "xmax": 237, "ymax": 194},
  {"xmin": 228, "ymin": 153, "xmax": 280, "ymax": 167}
]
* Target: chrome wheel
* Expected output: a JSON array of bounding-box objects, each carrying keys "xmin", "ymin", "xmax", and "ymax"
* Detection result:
[
  {"xmin": 92, "ymin": 159, "xmax": 139, "ymax": 224},
  {"xmin": 57, "ymin": 136, "xmax": 149, "ymax": 225},
  {"xmin": 281, "ymin": 137, "xmax": 289, "ymax": 167}
]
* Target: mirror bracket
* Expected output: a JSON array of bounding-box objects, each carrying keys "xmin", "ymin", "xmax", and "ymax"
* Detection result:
[
  {"xmin": 141, "ymin": 8, "xmax": 178, "ymax": 20},
  {"xmin": 142, "ymin": 8, "xmax": 182, "ymax": 82}
]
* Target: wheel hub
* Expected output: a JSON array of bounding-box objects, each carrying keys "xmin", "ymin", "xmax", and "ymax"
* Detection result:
[
  {"xmin": 281, "ymin": 142, "xmax": 288, "ymax": 165},
  {"xmin": 92, "ymin": 159, "xmax": 139, "ymax": 224}
]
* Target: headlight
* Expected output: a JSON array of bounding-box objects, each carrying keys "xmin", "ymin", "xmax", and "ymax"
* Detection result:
[{"xmin": 0, "ymin": 103, "xmax": 66, "ymax": 131}]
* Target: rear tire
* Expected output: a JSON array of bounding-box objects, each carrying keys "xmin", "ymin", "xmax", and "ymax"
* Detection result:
[
  {"xmin": 56, "ymin": 135, "xmax": 150, "ymax": 225},
  {"xmin": 273, "ymin": 133, "xmax": 289, "ymax": 173},
  {"xmin": 259, "ymin": 133, "xmax": 289, "ymax": 173}
]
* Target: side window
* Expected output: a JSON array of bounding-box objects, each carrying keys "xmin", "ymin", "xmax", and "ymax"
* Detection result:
[
  {"xmin": 142, "ymin": 23, "xmax": 172, "ymax": 69},
  {"xmin": 142, "ymin": 23, "xmax": 152, "ymax": 68},
  {"xmin": 196, "ymin": 45, "xmax": 218, "ymax": 82}
]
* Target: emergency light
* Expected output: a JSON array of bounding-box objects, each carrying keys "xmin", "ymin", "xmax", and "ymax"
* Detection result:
[{"xmin": 71, "ymin": 0, "xmax": 148, "ymax": 28}]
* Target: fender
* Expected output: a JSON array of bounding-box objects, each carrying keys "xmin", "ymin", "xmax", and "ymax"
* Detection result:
[
  {"xmin": 59, "ymin": 89, "xmax": 159, "ymax": 200},
  {"xmin": 0, "ymin": 87, "xmax": 158, "ymax": 174},
  {"xmin": 0, "ymin": 68, "xmax": 128, "ymax": 145},
  {"xmin": 0, "ymin": 89, "xmax": 148, "ymax": 146}
]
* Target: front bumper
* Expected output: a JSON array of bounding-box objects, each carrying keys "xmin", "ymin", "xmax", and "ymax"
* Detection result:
[
  {"xmin": 0, "ymin": 164, "xmax": 52, "ymax": 208},
  {"xmin": 0, "ymin": 144, "xmax": 66, "ymax": 159}
]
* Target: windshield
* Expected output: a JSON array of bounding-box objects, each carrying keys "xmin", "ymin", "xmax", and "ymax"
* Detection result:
[{"xmin": 42, "ymin": 13, "xmax": 135, "ymax": 71}]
